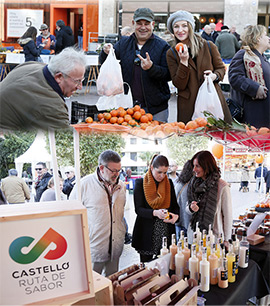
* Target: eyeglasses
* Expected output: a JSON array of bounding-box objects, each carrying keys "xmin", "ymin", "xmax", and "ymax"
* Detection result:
[
  {"xmin": 134, "ymin": 50, "xmax": 141, "ymax": 66},
  {"xmin": 61, "ymin": 72, "xmax": 85, "ymax": 86},
  {"xmin": 35, "ymin": 168, "xmax": 43, "ymax": 171},
  {"xmin": 104, "ymin": 165, "xmax": 122, "ymax": 174}
]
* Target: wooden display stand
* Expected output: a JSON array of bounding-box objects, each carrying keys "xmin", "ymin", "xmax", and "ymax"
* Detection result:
[{"xmin": 84, "ymin": 65, "xmax": 99, "ymax": 95}]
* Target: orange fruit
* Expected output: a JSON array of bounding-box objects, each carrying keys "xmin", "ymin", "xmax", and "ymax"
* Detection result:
[
  {"xmin": 122, "ymin": 121, "xmax": 128, "ymax": 126},
  {"xmin": 140, "ymin": 115, "xmax": 149, "ymax": 123},
  {"xmin": 175, "ymin": 42, "xmax": 184, "ymax": 52},
  {"xmin": 146, "ymin": 113, "xmax": 153, "ymax": 122},
  {"xmin": 139, "ymin": 108, "xmax": 146, "ymax": 115},
  {"xmin": 136, "ymin": 130, "xmax": 148, "ymax": 138},
  {"xmin": 151, "ymin": 120, "xmax": 160, "ymax": 126},
  {"xmin": 110, "ymin": 117, "xmax": 118, "ymax": 124},
  {"xmin": 103, "ymin": 113, "xmax": 111, "ymax": 120},
  {"xmin": 127, "ymin": 108, "xmax": 134, "ymax": 115},
  {"xmin": 117, "ymin": 117, "xmax": 124, "ymax": 124},
  {"xmin": 85, "ymin": 116, "xmax": 93, "ymax": 123},
  {"xmin": 258, "ymin": 127, "xmax": 269, "ymax": 135},
  {"xmin": 124, "ymin": 114, "xmax": 132, "ymax": 122},
  {"xmin": 133, "ymin": 105, "xmax": 141, "ymax": 112},
  {"xmin": 152, "ymin": 125, "xmax": 162, "ymax": 134},
  {"xmin": 97, "ymin": 113, "xmax": 104, "ymax": 121},
  {"xmin": 255, "ymin": 203, "xmax": 260, "ymax": 208},
  {"xmin": 195, "ymin": 117, "xmax": 208, "ymax": 127},
  {"xmin": 140, "ymin": 123, "xmax": 148, "ymax": 130},
  {"xmin": 118, "ymin": 107, "xmax": 125, "ymax": 112},
  {"xmin": 163, "ymin": 125, "xmax": 176, "ymax": 135},
  {"xmin": 177, "ymin": 121, "xmax": 186, "ymax": 129},
  {"xmin": 245, "ymin": 125, "xmax": 257, "ymax": 136},
  {"xmin": 145, "ymin": 126, "xmax": 154, "ymax": 135},
  {"xmin": 110, "ymin": 109, "xmax": 118, "ymax": 117},
  {"xmin": 133, "ymin": 111, "xmax": 142, "ymax": 121},
  {"xmin": 100, "ymin": 118, "xmax": 107, "ymax": 124},
  {"xmin": 185, "ymin": 121, "xmax": 198, "ymax": 130},
  {"xmin": 261, "ymin": 204, "xmax": 265, "ymax": 208},
  {"xmin": 118, "ymin": 109, "xmax": 127, "ymax": 117},
  {"xmin": 128, "ymin": 119, "xmax": 137, "ymax": 126}
]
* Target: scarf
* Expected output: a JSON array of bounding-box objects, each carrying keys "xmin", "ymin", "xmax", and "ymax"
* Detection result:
[
  {"xmin": 143, "ymin": 169, "xmax": 171, "ymax": 209},
  {"xmin": 187, "ymin": 171, "xmax": 220, "ymax": 232},
  {"xmin": 243, "ymin": 46, "xmax": 265, "ymax": 86}
]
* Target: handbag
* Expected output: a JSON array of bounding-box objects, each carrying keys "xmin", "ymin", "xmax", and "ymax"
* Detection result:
[
  {"xmin": 192, "ymin": 76, "xmax": 224, "ymax": 120},
  {"xmin": 226, "ymin": 98, "xmax": 244, "ymax": 122}
]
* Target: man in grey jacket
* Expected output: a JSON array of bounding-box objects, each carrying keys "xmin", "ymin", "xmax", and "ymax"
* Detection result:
[
  {"xmin": 215, "ymin": 25, "xmax": 240, "ymax": 64},
  {"xmin": 70, "ymin": 150, "xmax": 126, "ymax": 276}
]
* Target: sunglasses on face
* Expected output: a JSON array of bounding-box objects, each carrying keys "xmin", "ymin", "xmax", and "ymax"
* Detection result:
[
  {"xmin": 35, "ymin": 168, "xmax": 43, "ymax": 171},
  {"xmin": 134, "ymin": 50, "xmax": 141, "ymax": 66}
]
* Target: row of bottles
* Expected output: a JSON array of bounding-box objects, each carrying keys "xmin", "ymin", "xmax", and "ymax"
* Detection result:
[{"xmin": 160, "ymin": 227, "xmax": 250, "ymax": 292}]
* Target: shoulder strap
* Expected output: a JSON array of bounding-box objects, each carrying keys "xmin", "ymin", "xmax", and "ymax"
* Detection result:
[
  {"xmin": 170, "ymin": 47, "xmax": 178, "ymax": 60},
  {"xmin": 177, "ymin": 182, "xmax": 189, "ymax": 202},
  {"xmin": 207, "ymin": 41, "xmax": 212, "ymax": 57}
]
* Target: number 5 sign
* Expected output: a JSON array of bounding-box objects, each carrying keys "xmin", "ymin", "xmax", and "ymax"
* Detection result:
[{"xmin": 7, "ymin": 9, "xmax": 44, "ymax": 37}]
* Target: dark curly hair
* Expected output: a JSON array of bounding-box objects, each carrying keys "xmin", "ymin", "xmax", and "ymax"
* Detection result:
[{"xmin": 177, "ymin": 159, "xmax": 194, "ymax": 184}]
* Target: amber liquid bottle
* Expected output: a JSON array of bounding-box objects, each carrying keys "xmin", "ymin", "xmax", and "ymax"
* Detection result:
[
  {"xmin": 209, "ymin": 243, "xmax": 218, "ymax": 285},
  {"xmin": 218, "ymin": 257, "xmax": 228, "ymax": 288},
  {"xmin": 226, "ymin": 243, "xmax": 236, "ymax": 283}
]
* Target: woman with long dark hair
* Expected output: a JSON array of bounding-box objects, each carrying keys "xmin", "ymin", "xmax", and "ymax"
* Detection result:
[
  {"xmin": 132, "ymin": 154, "xmax": 179, "ymax": 263},
  {"xmin": 186, "ymin": 151, "xmax": 232, "ymax": 248},
  {"xmin": 18, "ymin": 26, "xmax": 44, "ymax": 62}
]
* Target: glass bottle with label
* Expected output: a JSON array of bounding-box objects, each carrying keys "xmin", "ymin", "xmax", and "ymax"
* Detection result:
[
  {"xmin": 209, "ymin": 243, "xmax": 218, "ymax": 285},
  {"xmin": 183, "ymin": 237, "xmax": 190, "ymax": 276},
  {"xmin": 169, "ymin": 234, "xmax": 177, "ymax": 271},
  {"xmin": 193, "ymin": 232, "xmax": 199, "ymax": 253},
  {"xmin": 195, "ymin": 221, "xmax": 202, "ymax": 242},
  {"xmin": 175, "ymin": 241, "xmax": 185, "ymax": 280},
  {"xmin": 189, "ymin": 244, "xmax": 199, "ymax": 282},
  {"xmin": 200, "ymin": 247, "xmax": 210, "ymax": 292},
  {"xmin": 226, "ymin": 242, "xmax": 236, "ymax": 283},
  {"xmin": 218, "ymin": 257, "xmax": 228, "ymax": 288},
  {"xmin": 160, "ymin": 236, "xmax": 169, "ymax": 256},
  {"xmin": 215, "ymin": 238, "xmax": 222, "ymax": 259},
  {"xmin": 179, "ymin": 230, "xmax": 185, "ymax": 249},
  {"xmin": 232, "ymin": 229, "xmax": 239, "ymax": 274},
  {"xmin": 239, "ymin": 230, "xmax": 249, "ymax": 268},
  {"xmin": 206, "ymin": 235, "xmax": 211, "ymax": 259},
  {"xmin": 202, "ymin": 229, "xmax": 207, "ymax": 247}
]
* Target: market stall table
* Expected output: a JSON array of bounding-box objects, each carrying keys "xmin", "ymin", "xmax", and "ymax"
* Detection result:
[
  {"xmin": 249, "ymin": 234, "xmax": 270, "ymax": 284},
  {"xmin": 201, "ymin": 260, "xmax": 269, "ymax": 305}
]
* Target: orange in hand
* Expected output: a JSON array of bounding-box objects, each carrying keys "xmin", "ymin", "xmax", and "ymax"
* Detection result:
[{"xmin": 175, "ymin": 43, "xmax": 184, "ymax": 52}]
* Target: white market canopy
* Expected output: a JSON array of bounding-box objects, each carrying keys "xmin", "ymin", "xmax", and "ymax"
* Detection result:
[{"xmin": 15, "ymin": 130, "xmax": 52, "ymax": 178}]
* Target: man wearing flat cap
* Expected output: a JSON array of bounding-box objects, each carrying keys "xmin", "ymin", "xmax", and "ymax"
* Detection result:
[
  {"xmin": 100, "ymin": 8, "xmax": 171, "ymax": 122},
  {"xmin": 36, "ymin": 23, "xmax": 56, "ymax": 54}
]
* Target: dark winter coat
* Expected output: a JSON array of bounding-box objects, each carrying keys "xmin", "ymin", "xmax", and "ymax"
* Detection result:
[
  {"xmin": 55, "ymin": 26, "xmax": 75, "ymax": 54},
  {"xmin": 265, "ymin": 171, "xmax": 270, "ymax": 188},
  {"xmin": 211, "ymin": 31, "xmax": 219, "ymax": 43},
  {"xmin": 132, "ymin": 178, "xmax": 179, "ymax": 253},
  {"xmin": 229, "ymin": 49, "xmax": 270, "ymax": 128},
  {"xmin": 166, "ymin": 38, "xmax": 232, "ymax": 123},
  {"xmin": 254, "ymin": 166, "xmax": 268, "ymax": 179},
  {"xmin": 62, "ymin": 176, "xmax": 75, "ymax": 198},
  {"xmin": 35, "ymin": 172, "xmax": 52, "ymax": 202},
  {"xmin": 201, "ymin": 31, "xmax": 215, "ymax": 43},
  {"xmin": 18, "ymin": 38, "xmax": 43, "ymax": 62},
  {"xmin": 99, "ymin": 33, "xmax": 171, "ymax": 115},
  {"xmin": 215, "ymin": 31, "xmax": 240, "ymax": 59}
]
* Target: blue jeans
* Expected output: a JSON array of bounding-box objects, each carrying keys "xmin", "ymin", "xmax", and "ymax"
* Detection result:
[
  {"xmin": 78, "ymin": 36, "xmax": 83, "ymax": 49},
  {"xmin": 175, "ymin": 225, "xmax": 187, "ymax": 241},
  {"xmin": 222, "ymin": 58, "xmax": 232, "ymax": 64}
]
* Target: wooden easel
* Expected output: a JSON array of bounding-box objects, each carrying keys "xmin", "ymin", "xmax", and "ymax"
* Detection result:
[{"xmin": 84, "ymin": 65, "xmax": 99, "ymax": 95}]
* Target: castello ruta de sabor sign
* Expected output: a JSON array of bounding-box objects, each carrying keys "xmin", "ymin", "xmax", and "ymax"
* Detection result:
[{"xmin": 0, "ymin": 201, "xmax": 94, "ymax": 305}]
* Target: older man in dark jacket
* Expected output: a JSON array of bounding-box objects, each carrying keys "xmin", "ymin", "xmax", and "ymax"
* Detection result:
[{"xmin": 99, "ymin": 8, "xmax": 171, "ymax": 122}]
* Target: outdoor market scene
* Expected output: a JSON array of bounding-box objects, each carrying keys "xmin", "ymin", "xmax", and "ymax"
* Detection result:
[{"xmin": 0, "ymin": 0, "xmax": 270, "ymax": 305}]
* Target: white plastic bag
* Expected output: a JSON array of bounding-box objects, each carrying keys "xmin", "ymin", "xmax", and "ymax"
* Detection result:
[
  {"xmin": 192, "ymin": 76, "xmax": 224, "ymax": 120},
  {"xmin": 97, "ymin": 47, "xmax": 124, "ymax": 96},
  {"xmin": 96, "ymin": 83, "xmax": 133, "ymax": 111}
]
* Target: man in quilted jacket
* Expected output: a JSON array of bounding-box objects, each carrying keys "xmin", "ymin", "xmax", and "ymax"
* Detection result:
[{"xmin": 100, "ymin": 8, "xmax": 171, "ymax": 122}]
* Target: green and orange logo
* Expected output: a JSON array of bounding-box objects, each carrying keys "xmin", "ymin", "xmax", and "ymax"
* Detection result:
[{"xmin": 9, "ymin": 228, "xmax": 68, "ymax": 264}]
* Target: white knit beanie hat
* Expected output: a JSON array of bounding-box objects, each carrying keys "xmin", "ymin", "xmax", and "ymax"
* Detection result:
[{"xmin": 167, "ymin": 10, "xmax": 195, "ymax": 33}]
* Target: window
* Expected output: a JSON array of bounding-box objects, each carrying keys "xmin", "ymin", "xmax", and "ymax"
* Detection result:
[
  {"xmin": 130, "ymin": 152, "xmax": 137, "ymax": 161},
  {"xmin": 130, "ymin": 138, "xmax": 137, "ymax": 145}
]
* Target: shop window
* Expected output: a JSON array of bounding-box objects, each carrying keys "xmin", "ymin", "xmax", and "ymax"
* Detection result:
[
  {"xmin": 130, "ymin": 152, "xmax": 137, "ymax": 161},
  {"xmin": 130, "ymin": 138, "xmax": 137, "ymax": 145}
]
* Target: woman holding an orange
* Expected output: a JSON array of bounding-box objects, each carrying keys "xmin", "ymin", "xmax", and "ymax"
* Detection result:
[{"xmin": 166, "ymin": 10, "xmax": 231, "ymax": 124}]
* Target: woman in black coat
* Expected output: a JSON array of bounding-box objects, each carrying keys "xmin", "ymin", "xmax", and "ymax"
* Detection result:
[
  {"xmin": 132, "ymin": 155, "xmax": 179, "ymax": 263},
  {"xmin": 18, "ymin": 26, "xmax": 44, "ymax": 62},
  {"xmin": 229, "ymin": 25, "xmax": 270, "ymax": 128}
]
